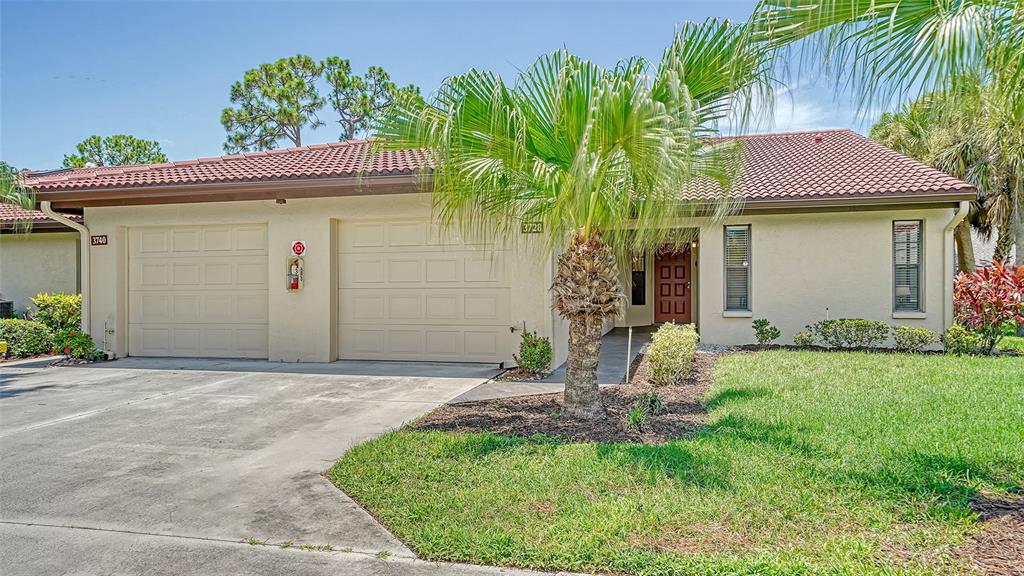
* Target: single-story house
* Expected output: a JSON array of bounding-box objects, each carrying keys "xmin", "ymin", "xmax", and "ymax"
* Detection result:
[
  {"xmin": 0, "ymin": 204, "xmax": 82, "ymax": 314},
  {"xmin": 22, "ymin": 129, "xmax": 975, "ymax": 366}
]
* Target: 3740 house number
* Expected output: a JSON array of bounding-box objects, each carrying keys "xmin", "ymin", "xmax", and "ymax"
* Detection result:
[{"xmin": 91, "ymin": 235, "xmax": 108, "ymax": 246}]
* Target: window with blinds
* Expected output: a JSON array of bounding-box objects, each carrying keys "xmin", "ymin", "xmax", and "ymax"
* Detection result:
[
  {"xmin": 893, "ymin": 221, "xmax": 923, "ymax": 312},
  {"xmin": 724, "ymin": 225, "xmax": 751, "ymax": 311}
]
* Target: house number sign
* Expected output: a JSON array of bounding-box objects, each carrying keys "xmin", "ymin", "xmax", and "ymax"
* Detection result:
[
  {"xmin": 520, "ymin": 221, "xmax": 543, "ymax": 234},
  {"xmin": 91, "ymin": 235, "xmax": 108, "ymax": 246}
]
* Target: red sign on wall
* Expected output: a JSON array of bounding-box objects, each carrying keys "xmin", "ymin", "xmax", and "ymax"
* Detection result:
[{"xmin": 291, "ymin": 240, "xmax": 306, "ymax": 257}]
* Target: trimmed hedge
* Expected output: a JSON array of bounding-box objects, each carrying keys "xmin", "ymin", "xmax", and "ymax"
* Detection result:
[
  {"xmin": 0, "ymin": 319, "xmax": 54, "ymax": 358},
  {"xmin": 807, "ymin": 319, "xmax": 889, "ymax": 349},
  {"xmin": 647, "ymin": 323, "xmax": 698, "ymax": 385},
  {"xmin": 892, "ymin": 326, "xmax": 938, "ymax": 353},
  {"xmin": 942, "ymin": 324, "xmax": 982, "ymax": 355}
]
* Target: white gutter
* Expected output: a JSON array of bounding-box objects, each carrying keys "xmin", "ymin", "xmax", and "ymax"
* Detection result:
[
  {"xmin": 943, "ymin": 201, "xmax": 971, "ymax": 329},
  {"xmin": 40, "ymin": 201, "xmax": 90, "ymax": 336}
]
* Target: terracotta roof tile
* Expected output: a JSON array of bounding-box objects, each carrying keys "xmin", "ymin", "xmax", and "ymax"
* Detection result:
[
  {"xmin": 0, "ymin": 203, "xmax": 82, "ymax": 223},
  {"xmin": 23, "ymin": 140, "xmax": 431, "ymax": 192},
  {"xmin": 689, "ymin": 129, "xmax": 974, "ymax": 201},
  {"xmin": 21, "ymin": 131, "xmax": 974, "ymax": 202}
]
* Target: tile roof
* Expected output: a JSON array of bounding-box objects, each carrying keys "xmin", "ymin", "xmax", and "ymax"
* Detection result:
[
  {"xmin": 689, "ymin": 129, "xmax": 975, "ymax": 201},
  {"xmin": 22, "ymin": 140, "xmax": 430, "ymax": 192},
  {"xmin": 21, "ymin": 130, "xmax": 974, "ymax": 203},
  {"xmin": 0, "ymin": 203, "xmax": 82, "ymax": 224}
]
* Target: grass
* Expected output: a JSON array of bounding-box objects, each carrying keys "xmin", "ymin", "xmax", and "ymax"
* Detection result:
[
  {"xmin": 329, "ymin": 351, "xmax": 1024, "ymax": 575},
  {"xmin": 998, "ymin": 334, "xmax": 1024, "ymax": 352}
]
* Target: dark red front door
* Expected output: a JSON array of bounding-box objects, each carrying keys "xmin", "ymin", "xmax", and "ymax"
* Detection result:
[{"xmin": 654, "ymin": 248, "xmax": 692, "ymax": 323}]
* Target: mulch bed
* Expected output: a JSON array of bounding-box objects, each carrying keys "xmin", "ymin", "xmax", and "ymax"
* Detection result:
[
  {"xmin": 954, "ymin": 495, "xmax": 1024, "ymax": 576},
  {"xmin": 493, "ymin": 367, "xmax": 553, "ymax": 382},
  {"xmin": 411, "ymin": 352, "xmax": 718, "ymax": 443}
]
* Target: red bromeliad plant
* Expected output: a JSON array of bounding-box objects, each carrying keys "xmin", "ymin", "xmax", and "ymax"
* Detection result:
[{"xmin": 953, "ymin": 261, "xmax": 1024, "ymax": 354}]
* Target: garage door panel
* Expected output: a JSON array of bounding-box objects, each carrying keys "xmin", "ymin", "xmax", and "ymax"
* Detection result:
[
  {"xmin": 339, "ymin": 324, "xmax": 510, "ymax": 362},
  {"xmin": 338, "ymin": 289, "xmax": 510, "ymax": 325},
  {"xmin": 130, "ymin": 291, "xmax": 268, "ymax": 324},
  {"xmin": 338, "ymin": 253, "xmax": 508, "ymax": 287},
  {"xmin": 129, "ymin": 324, "xmax": 268, "ymax": 358},
  {"xmin": 129, "ymin": 225, "xmax": 268, "ymax": 359},
  {"xmin": 339, "ymin": 221, "xmax": 496, "ymax": 253},
  {"xmin": 131, "ymin": 257, "xmax": 267, "ymax": 291}
]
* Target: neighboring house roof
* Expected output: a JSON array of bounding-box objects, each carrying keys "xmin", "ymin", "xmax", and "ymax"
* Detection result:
[
  {"xmin": 22, "ymin": 129, "xmax": 975, "ymax": 209},
  {"xmin": 0, "ymin": 203, "xmax": 82, "ymax": 230}
]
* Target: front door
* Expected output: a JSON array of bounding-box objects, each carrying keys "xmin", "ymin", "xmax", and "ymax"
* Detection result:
[{"xmin": 654, "ymin": 248, "xmax": 692, "ymax": 324}]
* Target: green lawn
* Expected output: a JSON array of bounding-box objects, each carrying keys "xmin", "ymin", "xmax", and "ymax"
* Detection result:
[
  {"xmin": 329, "ymin": 351, "xmax": 1024, "ymax": 575},
  {"xmin": 998, "ymin": 334, "xmax": 1024, "ymax": 352}
]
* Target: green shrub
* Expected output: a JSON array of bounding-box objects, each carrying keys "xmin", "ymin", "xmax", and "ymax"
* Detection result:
[
  {"xmin": 941, "ymin": 324, "xmax": 982, "ymax": 355},
  {"xmin": 892, "ymin": 326, "xmax": 938, "ymax": 353},
  {"xmin": 752, "ymin": 319, "xmax": 781, "ymax": 347},
  {"xmin": 513, "ymin": 330, "xmax": 552, "ymax": 374},
  {"xmin": 647, "ymin": 323, "xmax": 698, "ymax": 385},
  {"xmin": 30, "ymin": 292, "xmax": 81, "ymax": 332},
  {"xmin": 807, "ymin": 319, "xmax": 890, "ymax": 349},
  {"xmin": 0, "ymin": 319, "xmax": 54, "ymax": 358},
  {"xmin": 53, "ymin": 328, "xmax": 102, "ymax": 360},
  {"xmin": 623, "ymin": 405, "xmax": 650, "ymax": 432},
  {"xmin": 633, "ymin": 391, "xmax": 667, "ymax": 416},
  {"xmin": 793, "ymin": 331, "xmax": 815, "ymax": 347}
]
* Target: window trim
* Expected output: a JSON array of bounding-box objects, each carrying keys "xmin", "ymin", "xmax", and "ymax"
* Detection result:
[
  {"xmin": 892, "ymin": 220, "xmax": 925, "ymax": 313},
  {"xmin": 723, "ymin": 224, "xmax": 752, "ymax": 313}
]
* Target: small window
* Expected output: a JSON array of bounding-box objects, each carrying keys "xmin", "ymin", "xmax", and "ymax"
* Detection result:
[
  {"xmin": 724, "ymin": 225, "xmax": 751, "ymax": 311},
  {"xmin": 631, "ymin": 253, "xmax": 646, "ymax": 306},
  {"xmin": 894, "ymin": 221, "xmax": 923, "ymax": 311}
]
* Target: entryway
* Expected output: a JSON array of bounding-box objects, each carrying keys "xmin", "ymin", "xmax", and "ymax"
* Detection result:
[{"xmin": 654, "ymin": 246, "xmax": 693, "ymax": 323}]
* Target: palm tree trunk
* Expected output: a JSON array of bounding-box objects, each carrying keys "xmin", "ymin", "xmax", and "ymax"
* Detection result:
[
  {"xmin": 954, "ymin": 220, "xmax": 976, "ymax": 273},
  {"xmin": 564, "ymin": 315, "xmax": 604, "ymax": 419},
  {"xmin": 551, "ymin": 230, "xmax": 624, "ymax": 420}
]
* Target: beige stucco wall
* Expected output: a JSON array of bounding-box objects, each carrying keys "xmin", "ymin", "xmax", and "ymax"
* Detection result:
[
  {"xmin": 696, "ymin": 207, "xmax": 953, "ymax": 345},
  {"xmin": 83, "ymin": 197, "xmax": 957, "ymax": 362},
  {"xmin": 84, "ymin": 194, "xmax": 552, "ymax": 363},
  {"xmin": 0, "ymin": 232, "xmax": 80, "ymax": 313},
  {"xmin": 615, "ymin": 207, "xmax": 955, "ymax": 345}
]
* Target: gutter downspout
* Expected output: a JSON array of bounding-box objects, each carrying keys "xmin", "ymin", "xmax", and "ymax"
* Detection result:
[
  {"xmin": 943, "ymin": 201, "xmax": 970, "ymax": 329},
  {"xmin": 40, "ymin": 202, "xmax": 90, "ymax": 336}
]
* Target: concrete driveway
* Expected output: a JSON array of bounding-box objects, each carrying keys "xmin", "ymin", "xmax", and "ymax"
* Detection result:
[{"xmin": 0, "ymin": 358, "xmax": 551, "ymax": 575}]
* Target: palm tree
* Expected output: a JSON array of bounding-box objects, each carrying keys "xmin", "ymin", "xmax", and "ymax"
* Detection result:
[
  {"xmin": 375, "ymin": 19, "xmax": 773, "ymax": 419},
  {"xmin": 868, "ymin": 78, "xmax": 1018, "ymax": 273},
  {"xmin": 752, "ymin": 0, "xmax": 1024, "ymax": 268},
  {"xmin": 1, "ymin": 161, "xmax": 36, "ymax": 233}
]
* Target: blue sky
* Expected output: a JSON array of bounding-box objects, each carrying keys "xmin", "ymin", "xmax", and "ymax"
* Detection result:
[{"xmin": 1, "ymin": 0, "xmax": 882, "ymax": 170}]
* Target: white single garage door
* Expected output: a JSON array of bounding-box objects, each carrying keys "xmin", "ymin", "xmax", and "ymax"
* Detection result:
[
  {"xmin": 129, "ymin": 224, "xmax": 269, "ymax": 358},
  {"xmin": 337, "ymin": 219, "xmax": 512, "ymax": 363}
]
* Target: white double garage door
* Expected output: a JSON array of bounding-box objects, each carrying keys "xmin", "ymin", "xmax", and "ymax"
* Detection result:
[{"xmin": 128, "ymin": 220, "xmax": 512, "ymax": 362}]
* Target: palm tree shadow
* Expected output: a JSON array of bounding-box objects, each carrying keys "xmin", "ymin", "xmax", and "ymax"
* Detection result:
[
  {"xmin": 704, "ymin": 386, "xmax": 770, "ymax": 411},
  {"xmin": 595, "ymin": 442, "xmax": 734, "ymax": 488}
]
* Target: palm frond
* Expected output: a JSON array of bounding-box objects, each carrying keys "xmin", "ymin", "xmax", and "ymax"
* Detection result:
[
  {"xmin": 753, "ymin": 0, "xmax": 1018, "ymax": 109},
  {"xmin": 372, "ymin": 19, "xmax": 774, "ymax": 260}
]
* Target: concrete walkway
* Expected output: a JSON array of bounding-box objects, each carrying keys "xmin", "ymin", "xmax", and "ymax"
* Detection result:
[
  {"xmin": 452, "ymin": 326, "xmax": 655, "ymax": 403},
  {"xmin": 0, "ymin": 358, "xmax": 572, "ymax": 576}
]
